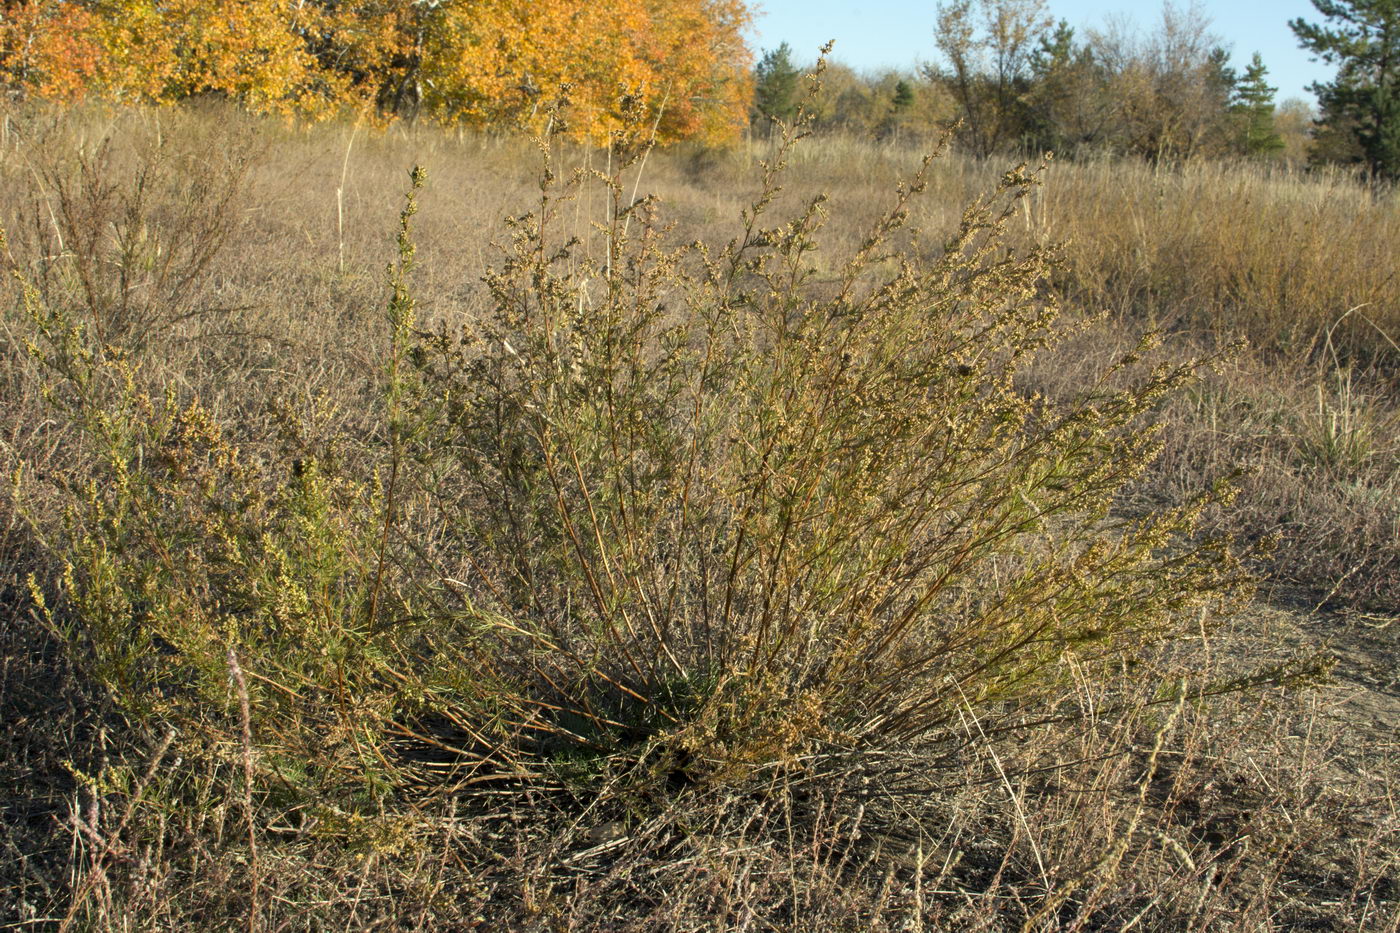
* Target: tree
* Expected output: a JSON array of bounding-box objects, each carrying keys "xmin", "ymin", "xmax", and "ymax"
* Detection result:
[
  {"xmin": 752, "ymin": 41, "xmax": 800, "ymax": 128},
  {"xmin": 1291, "ymin": 0, "xmax": 1400, "ymax": 179},
  {"xmin": 61, "ymin": 0, "xmax": 349, "ymax": 115},
  {"xmin": 1274, "ymin": 96, "xmax": 1317, "ymax": 162},
  {"xmin": 1085, "ymin": 3, "xmax": 1239, "ymax": 161},
  {"xmin": 878, "ymin": 78, "xmax": 915, "ymax": 140},
  {"xmin": 797, "ymin": 66, "xmax": 951, "ymax": 139},
  {"xmin": 927, "ymin": 0, "xmax": 1052, "ymax": 155},
  {"xmin": 1024, "ymin": 19, "xmax": 1115, "ymax": 154},
  {"xmin": 892, "ymin": 78, "xmax": 915, "ymax": 112},
  {"xmin": 0, "ymin": 0, "xmax": 755, "ymax": 143},
  {"xmin": 1233, "ymin": 52, "xmax": 1284, "ymax": 156},
  {"xmin": 0, "ymin": 0, "xmax": 103, "ymax": 100},
  {"xmin": 410, "ymin": 0, "xmax": 753, "ymax": 143}
]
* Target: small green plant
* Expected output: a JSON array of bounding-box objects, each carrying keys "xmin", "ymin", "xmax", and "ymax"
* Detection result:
[{"xmin": 13, "ymin": 170, "xmax": 497, "ymax": 825}]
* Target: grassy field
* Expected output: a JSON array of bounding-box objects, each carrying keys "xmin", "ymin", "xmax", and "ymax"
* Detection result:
[{"xmin": 1, "ymin": 102, "xmax": 1397, "ymax": 930}]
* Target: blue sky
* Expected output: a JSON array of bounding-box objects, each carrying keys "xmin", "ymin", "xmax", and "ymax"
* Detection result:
[{"xmin": 748, "ymin": 1, "xmax": 1334, "ymax": 105}]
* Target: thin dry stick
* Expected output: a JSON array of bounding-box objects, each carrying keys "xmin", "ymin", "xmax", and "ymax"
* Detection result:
[
  {"xmin": 227, "ymin": 648, "xmax": 260, "ymax": 933},
  {"xmin": 911, "ymin": 843, "xmax": 926, "ymax": 933},
  {"xmin": 336, "ymin": 119, "xmax": 361, "ymax": 275},
  {"xmin": 1061, "ymin": 685, "xmax": 1189, "ymax": 933},
  {"xmin": 21, "ymin": 161, "xmax": 65, "ymax": 256},
  {"xmin": 619, "ymin": 89, "xmax": 670, "ymax": 244},
  {"xmin": 1323, "ymin": 302, "xmax": 1400, "ymax": 363}
]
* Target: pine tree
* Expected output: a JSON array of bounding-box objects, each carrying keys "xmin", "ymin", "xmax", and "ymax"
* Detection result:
[
  {"xmin": 1291, "ymin": 0, "xmax": 1400, "ymax": 179},
  {"xmin": 752, "ymin": 42, "xmax": 801, "ymax": 128},
  {"xmin": 1024, "ymin": 20, "xmax": 1102, "ymax": 155},
  {"xmin": 892, "ymin": 78, "xmax": 915, "ymax": 113},
  {"xmin": 1234, "ymin": 53, "xmax": 1285, "ymax": 156},
  {"xmin": 879, "ymin": 78, "xmax": 916, "ymax": 141}
]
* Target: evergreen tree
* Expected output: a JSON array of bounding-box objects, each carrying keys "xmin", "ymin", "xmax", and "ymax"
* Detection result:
[
  {"xmin": 1291, "ymin": 0, "xmax": 1400, "ymax": 179},
  {"xmin": 1025, "ymin": 20, "xmax": 1107, "ymax": 155},
  {"xmin": 892, "ymin": 78, "xmax": 915, "ymax": 113},
  {"xmin": 879, "ymin": 79, "xmax": 916, "ymax": 141},
  {"xmin": 1205, "ymin": 47, "xmax": 1239, "ymax": 105},
  {"xmin": 1030, "ymin": 19, "xmax": 1076, "ymax": 78},
  {"xmin": 752, "ymin": 42, "xmax": 801, "ymax": 128},
  {"xmin": 1234, "ymin": 53, "xmax": 1285, "ymax": 156}
]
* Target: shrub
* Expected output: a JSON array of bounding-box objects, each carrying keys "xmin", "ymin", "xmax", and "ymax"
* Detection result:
[
  {"xmin": 16, "ymin": 101, "xmax": 1250, "ymax": 843},
  {"xmin": 403, "ymin": 119, "xmax": 1251, "ymax": 790},
  {"xmin": 2, "ymin": 105, "xmax": 260, "ymax": 348}
]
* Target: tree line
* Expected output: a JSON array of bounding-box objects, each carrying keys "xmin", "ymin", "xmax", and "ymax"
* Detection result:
[
  {"xmin": 754, "ymin": 0, "xmax": 1399, "ymax": 179},
  {"xmin": 2, "ymin": 0, "xmax": 1396, "ymax": 176}
]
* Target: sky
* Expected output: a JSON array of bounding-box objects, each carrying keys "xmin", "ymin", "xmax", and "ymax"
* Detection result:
[{"xmin": 747, "ymin": 1, "xmax": 1335, "ymax": 105}]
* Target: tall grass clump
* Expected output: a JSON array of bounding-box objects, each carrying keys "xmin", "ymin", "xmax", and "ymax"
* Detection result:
[
  {"xmin": 1031, "ymin": 157, "xmax": 1400, "ymax": 362},
  {"xmin": 691, "ymin": 138, "xmax": 1400, "ymax": 365},
  {"xmin": 12, "ymin": 92, "xmax": 1258, "ymax": 916}
]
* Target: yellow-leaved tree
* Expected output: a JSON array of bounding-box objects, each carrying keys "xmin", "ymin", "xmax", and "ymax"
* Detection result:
[
  {"xmin": 89, "ymin": 0, "xmax": 330, "ymax": 114},
  {"xmin": 0, "ymin": 0, "xmax": 105, "ymax": 100},
  {"xmin": 399, "ymin": 0, "xmax": 754, "ymax": 143},
  {"xmin": 2, "ymin": 0, "xmax": 754, "ymax": 141}
]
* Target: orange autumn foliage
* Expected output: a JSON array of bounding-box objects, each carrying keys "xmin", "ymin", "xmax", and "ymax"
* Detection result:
[
  {"xmin": 416, "ymin": 0, "xmax": 753, "ymax": 143},
  {"xmin": 0, "ymin": 0, "xmax": 754, "ymax": 143},
  {"xmin": 1, "ymin": 0, "xmax": 103, "ymax": 100},
  {"xmin": 91, "ymin": 0, "xmax": 326, "ymax": 114}
]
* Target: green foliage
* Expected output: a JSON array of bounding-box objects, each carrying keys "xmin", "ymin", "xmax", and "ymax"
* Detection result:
[
  {"xmin": 874, "ymin": 79, "xmax": 919, "ymax": 141},
  {"xmin": 1291, "ymin": 0, "xmax": 1400, "ymax": 178},
  {"xmin": 1023, "ymin": 19, "xmax": 1101, "ymax": 155},
  {"xmin": 14, "ymin": 169, "xmax": 502, "ymax": 818},
  {"xmin": 1234, "ymin": 53, "xmax": 1285, "ymax": 157},
  {"xmin": 752, "ymin": 42, "xmax": 802, "ymax": 128},
  {"xmin": 892, "ymin": 79, "xmax": 915, "ymax": 112}
]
